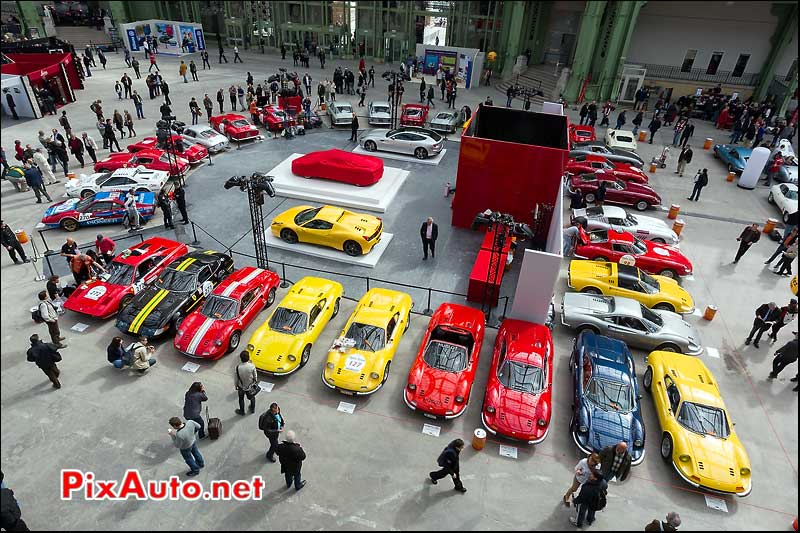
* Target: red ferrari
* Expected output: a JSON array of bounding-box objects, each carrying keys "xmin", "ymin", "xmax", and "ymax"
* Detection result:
[
  {"xmin": 566, "ymin": 154, "xmax": 648, "ymax": 184},
  {"xmin": 94, "ymin": 149, "xmax": 190, "ymax": 176},
  {"xmin": 174, "ymin": 266, "xmax": 280, "ymax": 359},
  {"xmin": 63, "ymin": 237, "xmax": 188, "ymax": 318},
  {"xmin": 400, "ymin": 104, "xmax": 429, "ymax": 127},
  {"xmin": 569, "ymin": 173, "xmax": 661, "ymax": 211},
  {"xmin": 403, "ymin": 303, "xmax": 485, "ymax": 419},
  {"xmin": 481, "ymin": 319, "xmax": 553, "ymax": 444},
  {"xmin": 260, "ymin": 105, "xmax": 295, "ymax": 131},
  {"xmin": 127, "ymin": 135, "xmax": 208, "ymax": 164},
  {"xmin": 569, "ymin": 124, "xmax": 596, "ymax": 145},
  {"xmin": 291, "ymin": 150, "xmax": 384, "ymax": 186},
  {"xmin": 574, "ymin": 229, "xmax": 693, "ymax": 278},
  {"xmin": 210, "ymin": 114, "xmax": 260, "ymax": 141}
]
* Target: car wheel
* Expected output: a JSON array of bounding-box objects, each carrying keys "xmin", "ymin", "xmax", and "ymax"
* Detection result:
[
  {"xmin": 656, "ymin": 343, "xmax": 680, "ymax": 353},
  {"xmin": 658, "ymin": 268, "xmax": 678, "ymax": 279},
  {"xmin": 585, "ymin": 193, "xmax": 596, "ymax": 203},
  {"xmin": 266, "ymin": 287, "xmax": 276, "ymax": 308},
  {"xmin": 227, "ymin": 331, "xmax": 241, "ymax": 353},
  {"xmin": 343, "ymin": 240, "xmax": 362, "ymax": 257},
  {"xmin": 643, "ymin": 366, "xmax": 653, "ymax": 392},
  {"xmin": 713, "ymin": 150, "xmax": 719, "ymax": 159},
  {"xmin": 767, "ymin": 192, "xmax": 775, "ymax": 204},
  {"xmin": 381, "ymin": 361, "xmax": 391, "ymax": 384},
  {"xmin": 61, "ymin": 218, "xmax": 79, "ymax": 232},
  {"xmin": 280, "ymin": 229, "xmax": 299, "ymax": 244},
  {"xmin": 660, "ymin": 433, "xmax": 673, "ymax": 462},
  {"xmin": 580, "ymin": 287, "xmax": 602, "ymax": 295},
  {"xmin": 414, "ymin": 147, "xmax": 428, "ymax": 159},
  {"xmin": 577, "ymin": 325, "xmax": 600, "ymax": 335},
  {"xmin": 332, "ymin": 297, "xmax": 340, "ymax": 318},
  {"xmin": 653, "ymin": 302, "xmax": 675, "ymax": 312},
  {"xmin": 119, "ymin": 294, "xmax": 134, "ymax": 310},
  {"xmin": 364, "ymin": 140, "xmax": 377, "ymax": 152},
  {"xmin": 299, "ymin": 344, "xmax": 312, "ymax": 368},
  {"xmin": 635, "ymin": 200, "xmax": 649, "ymax": 211},
  {"xmin": 136, "ymin": 187, "xmax": 149, "ymax": 194},
  {"xmin": 80, "ymin": 189, "xmax": 95, "ymax": 199},
  {"xmin": 651, "ymin": 238, "xmax": 666, "ymax": 244},
  {"xmin": 592, "ymin": 256, "xmax": 609, "ymax": 263}
]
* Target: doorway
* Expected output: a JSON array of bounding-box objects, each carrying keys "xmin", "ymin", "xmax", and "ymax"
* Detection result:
[{"xmin": 618, "ymin": 65, "xmax": 646, "ymax": 103}]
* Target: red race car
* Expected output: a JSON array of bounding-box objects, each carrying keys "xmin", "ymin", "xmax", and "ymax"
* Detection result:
[
  {"xmin": 210, "ymin": 114, "xmax": 261, "ymax": 141},
  {"xmin": 574, "ymin": 229, "xmax": 693, "ymax": 278},
  {"xmin": 63, "ymin": 237, "xmax": 188, "ymax": 318},
  {"xmin": 403, "ymin": 303, "xmax": 485, "ymax": 419},
  {"xmin": 569, "ymin": 173, "xmax": 661, "ymax": 211},
  {"xmin": 481, "ymin": 319, "xmax": 554, "ymax": 444},
  {"xmin": 94, "ymin": 149, "xmax": 190, "ymax": 177},
  {"xmin": 127, "ymin": 135, "xmax": 208, "ymax": 164},
  {"xmin": 569, "ymin": 124, "xmax": 596, "ymax": 145},
  {"xmin": 566, "ymin": 154, "xmax": 648, "ymax": 184},
  {"xmin": 291, "ymin": 149, "xmax": 384, "ymax": 186},
  {"xmin": 400, "ymin": 104, "xmax": 429, "ymax": 127},
  {"xmin": 174, "ymin": 266, "xmax": 280, "ymax": 359},
  {"xmin": 259, "ymin": 105, "xmax": 295, "ymax": 131}
]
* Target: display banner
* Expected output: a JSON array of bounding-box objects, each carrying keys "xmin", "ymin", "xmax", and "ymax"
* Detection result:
[
  {"xmin": 194, "ymin": 29, "xmax": 206, "ymax": 51},
  {"xmin": 126, "ymin": 29, "xmax": 140, "ymax": 51}
]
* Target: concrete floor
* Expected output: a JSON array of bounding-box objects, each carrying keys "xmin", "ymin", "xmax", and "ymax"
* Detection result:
[{"xmin": 1, "ymin": 48, "xmax": 797, "ymax": 531}]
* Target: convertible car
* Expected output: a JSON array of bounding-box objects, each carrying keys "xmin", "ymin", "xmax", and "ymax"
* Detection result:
[
  {"xmin": 569, "ymin": 173, "xmax": 661, "ymax": 211},
  {"xmin": 569, "ymin": 330, "xmax": 646, "ymax": 464},
  {"xmin": 127, "ymin": 135, "xmax": 208, "ymax": 164},
  {"xmin": 360, "ymin": 127, "xmax": 443, "ymax": 160},
  {"xmin": 403, "ymin": 303, "xmax": 485, "ymax": 419},
  {"xmin": 64, "ymin": 167, "xmax": 168, "ymax": 198},
  {"xmin": 94, "ymin": 149, "xmax": 190, "ymax": 177},
  {"xmin": 291, "ymin": 150, "xmax": 384, "ymax": 186},
  {"xmin": 209, "ymin": 114, "xmax": 261, "ymax": 142},
  {"xmin": 561, "ymin": 294, "xmax": 703, "ymax": 356},
  {"xmin": 271, "ymin": 205, "xmax": 383, "ymax": 257},
  {"xmin": 322, "ymin": 288, "xmax": 413, "ymax": 395},
  {"xmin": 41, "ymin": 191, "xmax": 156, "ymax": 232},
  {"xmin": 570, "ymin": 141, "xmax": 645, "ymax": 168},
  {"xmin": 399, "ymin": 103, "xmax": 429, "ymax": 127},
  {"xmin": 568, "ymin": 260, "xmax": 695, "ymax": 314},
  {"xmin": 115, "ymin": 250, "xmax": 234, "ymax": 337},
  {"xmin": 566, "ymin": 154, "xmax": 648, "ymax": 184},
  {"xmin": 573, "ymin": 206, "xmax": 679, "ymax": 245},
  {"xmin": 63, "ymin": 237, "xmax": 188, "ymax": 319},
  {"xmin": 247, "ymin": 277, "xmax": 343, "ymax": 375},
  {"xmin": 713, "ymin": 144, "xmax": 751, "ymax": 174},
  {"xmin": 644, "ymin": 350, "xmax": 751, "ymax": 496},
  {"xmin": 574, "ymin": 229, "xmax": 693, "ymax": 278},
  {"xmin": 569, "ymin": 124, "xmax": 596, "ymax": 145},
  {"xmin": 174, "ymin": 266, "xmax": 280, "ymax": 359},
  {"xmin": 481, "ymin": 319, "xmax": 554, "ymax": 444}
]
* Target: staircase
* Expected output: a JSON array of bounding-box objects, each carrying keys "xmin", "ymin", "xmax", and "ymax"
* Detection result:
[
  {"xmin": 54, "ymin": 26, "xmax": 115, "ymax": 50},
  {"xmin": 496, "ymin": 63, "xmax": 565, "ymax": 105}
]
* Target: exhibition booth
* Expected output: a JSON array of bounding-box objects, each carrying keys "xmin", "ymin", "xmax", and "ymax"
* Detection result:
[
  {"xmin": 1, "ymin": 52, "xmax": 82, "ymax": 117},
  {"xmin": 1, "ymin": 73, "xmax": 39, "ymax": 119},
  {"xmin": 413, "ymin": 44, "xmax": 483, "ymax": 89},
  {"xmin": 118, "ymin": 20, "xmax": 206, "ymax": 57}
]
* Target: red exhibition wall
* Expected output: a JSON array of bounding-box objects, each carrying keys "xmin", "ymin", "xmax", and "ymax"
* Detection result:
[
  {"xmin": 3, "ymin": 53, "xmax": 80, "ymax": 89},
  {"xmin": 451, "ymin": 106, "xmax": 568, "ymax": 232}
]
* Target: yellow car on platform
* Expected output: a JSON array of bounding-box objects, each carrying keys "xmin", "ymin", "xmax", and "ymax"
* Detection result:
[
  {"xmin": 271, "ymin": 205, "xmax": 383, "ymax": 257},
  {"xmin": 323, "ymin": 288, "xmax": 413, "ymax": 395},
  {"xmin": 643, "ymin": 350, "xmax": 751, "ymax": 496},
  {"xmin": 567, "ymin": 260, "xmax": 694, "ymax": 314},
  {"xmin": 246, "ymin": 276, "xmax": 343, "ymax": 375}
]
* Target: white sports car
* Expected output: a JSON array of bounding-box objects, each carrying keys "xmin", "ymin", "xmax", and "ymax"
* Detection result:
[
  {"xmin": 64, "ymin": 167, "xmax": 168, "ymax": 199},
  {"xmin": 573, "ymin": 205, "xmax": 679, "ymax": 245},
  {"xmin": 605, "ymin": 129, "xmax": 638, "ymax": 152},
  {"xmin": 769, "ymin": 183, "xmax": 798, "ymax": 223},
  {"xmin": 181, "ymin": 125, "xmax": 229, "ymax": 153}
]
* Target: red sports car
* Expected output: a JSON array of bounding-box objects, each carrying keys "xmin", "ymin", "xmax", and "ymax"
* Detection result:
[
  {"xmin": 63, "ymin": 237, "xmax": 188, "ymax": 319},
  {"xmin": 259, "ymin": 105, "xmax": 295, "ymax": 131},
  {"xmin": 481, "ymin": 319, "xmax": 554, "ymax": 444},
  {"xmin": 569, "ymin": 173, "xmax": 661, "ymax": 211},
  {"xmin": 174, "ymin": 266, "xmax": 280, "ymax": 359},
  {"xmin": 94, "ymin": 149, "xmax": 190, "ymax": 176},
  {"xmin": 574, "ymin": 229, "xmax": 693, "ymax": 278},
  {"xmin": 400, "ymin": 104, "xmax": 429, "ymax": 127},
  {"xmin": 210, "ymin": 114, "xmax": 260, "ymax": 141},
  {"xmin": 291, "ymin": 149, "xmax": 384, "ymax": 186},
  {"xmin": 566, "ymin": 154, "xmax": 648, "ymax": 184},
  {"xmin": 569, "ymin": 124, "xmax": 596, "ymax": 145},
  {"xmin": 403, "ymin": 303, "xmax": 485, "ymax": 419},
  {"xmin": 127, "ymin": 135, "xmax": 208, "ymax": 164}
]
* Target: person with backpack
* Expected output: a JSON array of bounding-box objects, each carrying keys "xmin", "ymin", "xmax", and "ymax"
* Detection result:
[
  {"xmin": 183, "ymin": 382, "xmax": 208, "ymax": 439},
  {"xmin": 235, "ymin": 351, "xmax": 259, "ymax": 415},
  {"xmin": 259, "ymin": 402, "xmax": 285, "ymax": 462},
  {"xmin": 130, "ymin": 336, "xmax": 157, "ymax": 373},
  {"xmin": 632, "ymin": 111, "xmax": 644, "ymax": 135},
  {"xmin": 168, "ymin": 416, "xmax": 204, "ymax": 477},
  {"xmin": 645, "ymin": 512, "xmax": 681, "ymax": 531},
  {"xmin": 598, "ymin": 441, "xmax": 632, "ymax": 482},
  {"xmin": 429, "ymin": 439, "xmax": 467, "ymax": 493},
  {"xmin": 26, "ymin": 334, "xmax": 63, "ymax": 389},
  {"xmin": 275, "ymin": 430, "xmax": 306, "ymax": 490},
  {"xmin": 570, "ymin": 469, "xmax": 607, "ymax": 528}
]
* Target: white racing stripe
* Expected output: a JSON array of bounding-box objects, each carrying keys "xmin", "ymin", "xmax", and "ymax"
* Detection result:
[
  {"xmin": 187, "ymin": 317, "xmax": 216, "ymax": 355},
  {"xmin": 221, "ymin": 268, "xmax": 264, "ymax": 297}
]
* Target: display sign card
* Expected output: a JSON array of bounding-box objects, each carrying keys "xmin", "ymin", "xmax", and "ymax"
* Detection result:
[
  {"xmin": 337, "ymin": 401, "xmax": 356, "ymax": 414},
  {"xmin": 704, "ymin": 495, "xmax": 728, "ymax": 512},
  {"xmin": 422, "ymin": 424, "xmax": 441, "ymax": 437},
  {"xmin": 258, "ymin": 381, "xmax": 274, "ymax": 392},
  {"xmin": 499, "ymin": 445, "xmax": 518, "ymax": 459},
  {"xmin": 70, "ymin": 323, "xmax": 90, "ymax": 332},
  {"xmin": 181, "ymin": 362, "xmax": 200, "ymax": 373}
]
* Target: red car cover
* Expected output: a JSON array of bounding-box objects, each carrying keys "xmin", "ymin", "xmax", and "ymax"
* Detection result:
[{"xmin": 291, "ymin": 149, "xmax": 384, "ymax": 186}]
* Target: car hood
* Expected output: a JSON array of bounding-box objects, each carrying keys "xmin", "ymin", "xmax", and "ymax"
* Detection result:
[
  {"xmin": 610, "ymin": 147, "xmax": 644, "ymax": 163},
  {"xmin": 655, "ymin": 276, "xmax": 694, "ymax": 312},
  {"xmin": 408, "ymin": 365, "xmax": 470, "ymax": 410},
  {"xmin": 117, "ymin": 286, "xmax": 187, "ymax": 328},
  {"xmin": 174, "ymin": 314, "xmax": 231, "ymax": 354},
  {"xmin": 370, "ymin": 111, "xmax": 391, "ymax": 119},
  {"xmin": 586, "ymin": 405, "xmax": 635, "ymax": 451},
  {"xmin": 655, "ymin": 310, "xmax": 701, "ymax": 347},
  {"xmin": 494, "ymin": 386, "xmax": 546, "ymax": 436},
  {"xmin": 43, "ymin": 198, "xmax": 80, "ymax": 218},
  {"xmin": 648, "ymin": 243, "xmax": 692, "ymax": 268},
  {"xmin": 250, "ymin": 327, "xmax": 306, "ymax": 362},
  {"xmin": 64, "ymin": 279, "xmax": 129, "ymax": 317},
  {"xmin": 681, "ymin": 431, "xmax": 748, "ymax": 489}
]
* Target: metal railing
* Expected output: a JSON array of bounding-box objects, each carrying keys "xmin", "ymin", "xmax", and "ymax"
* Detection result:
[
  {"xmin": 641, "ymin": 63, "xmax": 761, "ymax": 87},
  {"xmin": 37, "ymin": 226, "xmax": 146, "ymax": 280}
]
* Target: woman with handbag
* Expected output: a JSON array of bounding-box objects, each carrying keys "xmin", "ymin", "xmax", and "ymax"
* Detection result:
[{"xmin": 235, "ymin": 351, "xmax": 259, "ymax": 415}]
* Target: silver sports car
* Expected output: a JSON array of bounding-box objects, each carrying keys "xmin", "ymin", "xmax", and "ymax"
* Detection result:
[
  {"xmin": 560, "ymin": 293, "xmax": 703, "ymax": 355},
  {"xmin": 368, "ymin": 101, "xmax": 392, "ymax": 126},
  {"xmin": 569, "ymin": 141, "xmax": 644, "ymax": 168},
  {"xmin": 573, "ymin": 206, "xmax": 679, "ymax": 245},
  {"xmin": 328, "ymin": 101, "xmax": 354, "ymax": 126},
  {"xmin": 429, "ymin": 110, "xmax": 464, "ymax": 134},
  {"xmin": 181, "ymin": 125, "xmax": 229, "ymax": 153},
  {"xmin": 359, "ymin": 127, "xmax": 443, "ymax": 160}
]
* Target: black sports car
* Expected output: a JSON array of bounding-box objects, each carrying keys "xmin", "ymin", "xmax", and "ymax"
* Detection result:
[{"xmin": 115, "ymin": 250, "xmax": 234, "ymax": 337}]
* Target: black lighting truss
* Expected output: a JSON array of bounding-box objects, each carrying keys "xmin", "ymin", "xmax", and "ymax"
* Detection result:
[
  {"xmin": 382, "ymin": 69, "xmax": 409, "ymax": 130},
  {"xmin": 224, "ymin": 173, "xmax": 276, "ymax": 269},
  {"xmin": 156, "ymin": 114, "xmax": 182, "ymax": 184},
  {"xmin": 472, "ymin": 210, "xmax": 518, "ymax": 320}
]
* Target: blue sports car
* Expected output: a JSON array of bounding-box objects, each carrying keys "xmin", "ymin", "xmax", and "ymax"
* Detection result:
[
  {"xmin": 40, "ymin": 191, "xmax": 156, "ymax": 232},
  {"xmin": 569, "ymin": 330, "xmax": 646, "ymax": 465},
  {"xmin": 713, "ymin": 144, "xmax": 752, "ymax": 174}
]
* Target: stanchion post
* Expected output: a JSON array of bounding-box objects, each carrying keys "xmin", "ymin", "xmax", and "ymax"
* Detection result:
[
  {"xmin": 38, "ymin": 229, "xmax": 53, "ymax": 254},
  {"xmin": 280, "ymin": 263, "xmax": 290, "ymax": 288},
  {"xmin": 190, "ymin": 221, "xmax": 201, "ymax": 245},
  {"xmin": 366, "ymin": 277, "xmax": 370, "ymax": 292},
  {"xmin": 423, "ymin": 288, "xmax": 433, "ymax": 315}
]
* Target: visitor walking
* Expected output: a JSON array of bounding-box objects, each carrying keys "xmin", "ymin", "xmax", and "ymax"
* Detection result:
[{"xmin": 168, "ymin": 416, "xmax": 204, "ymax": 476}]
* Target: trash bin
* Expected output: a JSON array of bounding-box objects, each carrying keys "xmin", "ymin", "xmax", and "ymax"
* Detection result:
[
  {"xmin": 726, "ymin": 172, "xmax": 736, "ymax": 182},
  {"xmin": 472, "ymin": 428, "xmax": 487, "ymax": 450},
  {"xmin": 763, "ymin": 218, "xmax": 778, "ymax": 234},
  {"xmin": 15, "ymin": 229, "xmax": 29, "ymax": 244},
  {"xmin": 703, "ymin": 138, "xmax": 713, "ymax": 150},
  {"xmin": 638, "ymin": 131, "xmax": 647, "ymax": 142},
  {"xmin": 703, "ymin": 305, "xmax": 718, "ymax": 321},
  {"xmin": 668, "ymin": 204, "xmax": 680, "ymax": 220},
  {"xmin": 649, "ymin": 163, "xmax": 657, "ymax": 173},
  {"xmin": 672, "ymin": 219, "xmax": 685, "ymax": 236}
]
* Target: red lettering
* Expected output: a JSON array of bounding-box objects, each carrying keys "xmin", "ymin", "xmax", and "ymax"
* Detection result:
[
  {"xmin": 95, "ymin": 481, "xmax": 117, "ymax": 500},
  {"xmin": 251, "ymin": 476, "xmax": 265, "ymax": 500},
  {"xmin": 148, "ymin": 480, "xmax": 168, "ymax": 500},
  {"xmin": 232, "ymin": 481, "xmax": 249, "ymax": 500},
  {"xmin": 118, "ymin": 470, "xmax": 146, "ymax": 500},
  {"xmin": 211, "ymin": 481, "xmax": 230, "ymax": 500},
  {"xmin": 60, "ymin": 470, "xmax": 84, "ymax": 500},
  {"xmin": 182, "ymin": 480, "xmax": 202, "ymax": 500},
  {"xmin": 168, "ymin": 476, "xmax": 182, "ymax": 499},
  {"xmin": 85, "ymin": 472, "xmax": 94, "ymax": 499}
]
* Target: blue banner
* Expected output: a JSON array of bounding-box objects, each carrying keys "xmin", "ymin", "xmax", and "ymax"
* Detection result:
[
  {"xmin": 194, "ymin": 29, "xmax": 206, "ymax": 51},
  {"xmin": 127, "ymin": 29, "xmax": 140, "ymax": 51}
]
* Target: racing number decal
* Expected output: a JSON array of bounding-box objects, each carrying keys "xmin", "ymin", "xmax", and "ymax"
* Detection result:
[
  {"xmin": 78, "ymin": 213, "xmax": 93, "ymax": 222},
  {"xmin": 201, "ymin": 281, "xmax": 214, "ymax": 297},
  {"xmin": 344, "ymin": 354, "xmax": 366, "ymax": 372}
]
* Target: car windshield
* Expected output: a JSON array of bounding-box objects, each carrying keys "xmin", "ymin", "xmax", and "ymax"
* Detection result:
[
  {"xmin": 616, "ymin": 135, "xmax": 633, "ymax": 143},
  {"xmin": 337, "ymin": 105, "xmax": 352, "ymax": 113},
  {"xmin": 155, "ymin": 268, "xmax": 197, "ymax": 292},
  {"xmin": 99, "ymin": 262, "xmax": 134, "ymax": 285},
  {"xmin": 784, "ymin": 189, "xmax": 798, "ymax": 200},
  {"xmin": 640, "ymin": 271, "xmax": 661, "ymax": 293},
  {"xmin": 585, "ymin": 377, "xmax": 633, "ymax": 412},
  {"xmin": 268, "ymin": 307, "xmax": 307, "ymax": 334},
  {"xmin": 294, "ymin": 207, "xmax": 321, "ymax": 225},
  {"xmin": 436, "ymin": 113, "xmax": 454, "ymax": 120},
  {"xmin": 373, "ymin": 105, "xmax": 390, "ymax": 114},
  {"xmin": 198, "ymin": 130, "xmax": 217, "ymax": 138},
  {"xmin": 498, "ymin": 360, "xmax": 545, "ymax": 393},
  {"xmin": 404, "ymin": 109, "xmax": 422, "ymax": 116},
  {"xmin": 95, "ymin": 173, "xmax": 113, "ymax": 186},
  {"xmin": 631, "ymin": 238, "xmax": 647, "ymax": 254},
  {"xmin": 201, "ymin": 295, "xmax": 238, "ymax": 320},
  {"xmin": 273, "ymin": 110, "xmax": 286, "ymax": 118},
  {"xmin": 677, "ymin": 402, "xmax": 730, "ymax": 438},
  {"xmin": 423, "ymin": 341, "xmax": 468, "ymax": 372},
  {"xmin": 640, "ymin": 304, "xmax": 664, "ymax": 327},
  {"xmin": 75, "ymin": 196, "xmax": 94, "ymax": 211},
  {"xmin": 625, "ymin": 213, "xmax": 638, "ymax": 226},
  {"xmin": 232, "ymin": 119, "xmax": 250, "ymax": 127},
  {"xmin": 344, "ymin": 322, "xmax": 386, "ymax": 352}
]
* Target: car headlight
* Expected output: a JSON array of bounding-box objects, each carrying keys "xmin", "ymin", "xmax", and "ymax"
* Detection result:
[
  {"xmin": 407, "ymin": 383, "xmax": 416, "ymax": 391},
  {"xmin": 247, "ymin": 344, "xmax": 254, "ymax": 351},
  {"xmin": 679, "ymin": 454, "xmax": 691, "ymax": 462},
  {"xmin": 537, "ymin": 419, "xmax": 547, "ymax": 427},
  {"xmin": 176, "ymin": 329, "xmax": 184, "ymax": 336},
  {"xmin": 455, "ymin": 395, "xmax": 464, "ymax": 404},
  {"xmin": 215, "ymin": 340, "xmax": 223, "ymax": 347},
  {"xmin": 486, "ymin": 406, "xmax": 495, "ymax": 414},
  {"xmin": 326, "ymin": 362, "xmax": 334, "ymax": 369},
  {"xmin": 634, "ymin": 439, "xmax": 643, "ymax": 447},
  {"xmin": 579, "ymin": 425, "xmax": 588, "ymax": 433},
  {"xmin": 369, "ymin": 371, "xmax": 380, "ymax": 379},
  {"xmin": 740, "ymin": 467, "xmax": 751, "ymax": 475},
  {"xmin": 287, "ymin": 354, "xmax": 296, "ymax": 362}
]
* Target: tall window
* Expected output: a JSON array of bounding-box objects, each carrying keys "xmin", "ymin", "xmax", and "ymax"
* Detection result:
[
  {"xmin": 680, "ymin": 50, "xmax": 697, "ymax": 72},
  {"xmin": 731, "ymin": 54, "xmax": 750, "ymax": 78},
  {"xmin": 786, "ymin": 59, "xmax": 798, "ymax": 82},
  {"xmin": 706, "ymin": 52, "xmax": 724, "ymax": 75}
]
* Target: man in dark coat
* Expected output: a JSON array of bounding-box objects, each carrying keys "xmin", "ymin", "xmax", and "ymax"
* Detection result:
[
  {"xmin": 0, "ymin": 478, "xmax": 29, "ymax": 532},
  {"xmin": 648, "ymin": 116, "xmax": 662, "ymax": 144},
  {"xmin": 734, "ymin": 223, "xmax": 761, "ymax": 263},
  {"xmin": 768, "ymin": 333, "xmax": 798, "ymax": 380},
  {"xmin": 1, "ymin": 220, "xmax": 29, "ymax": 264},
  {"xmin": 26, "ymin": 334, "xmax": 63, "ymax": 389},
  {"xmin": 579, "ymin": 103, "xmax": 589, "ymax": 125},
  {"xmin": 429, "ymin": 438, "xmax": 467, "ymax": 492},
  {"xmin": 570, "ymin": 469, "xmax": 607, "ymax": 528},
  {"xmin": 594, "ymin": 180, "xmax": 607, "ymax": 206},
  {"xmin": 275, "ymin": 430, "xmax": 306, "ymax": 490},
  {"xmin": 587, "ymin": 101, "xmax": 598, "ymax": 127},
  {"xmin": 157, "ymin": 190, "xmax": 174, "ymax": 229},
  {"xmin": 420, "ymin": 217, "xmax": 438, "ymax": 260},
  {"xmin": 745, "ymin": 302, "xmax": 781, "ymax": 348},
  {"xmin": 259, "ymin": 402, "xmax": 285, "ymax": 463},
  {"xmin": 24, "ymin": 163, "xmax": 52, "ymax": 203},
  {"xmin": 598, "ymin": 441, "xmax": 632, "ymax": 481},
  {"xmin": 680, "ymin": 121, "xmax": 695, "ymax": 147},
  {"xmin": 174, "ymin": 185, "xmax": 189, "ymax": 224},
  {"xmin": 676, "ymin": 145, "xmax": 693, "ymax": 177},
  {"xmin": 688, "ymin": 168, "xmax": 709, "ymax": 201},
  {"xmin": 645, "ymin": 513, "xmax": 681, "ymax": 532}
]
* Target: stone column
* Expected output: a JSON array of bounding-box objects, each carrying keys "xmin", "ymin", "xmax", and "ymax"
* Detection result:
[
  {"xmin": 754, "ymin": 3, "xmax": 798, "ymax": 102},
  {"xmin": 563, "ymin": 1, "xmax": 607, "ymax": 103},
  {"xmin": 499, "ymin": 1, "xmax": 527, "ymax": 80}
]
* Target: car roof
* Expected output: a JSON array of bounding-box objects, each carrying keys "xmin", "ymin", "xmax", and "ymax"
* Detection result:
[
  {"xmin": 579, "ymin": 331, "xmax": 633, "ymax": 382},
  {"xmin": 111, "ymin": 166, "xmax": 166, "ymax": 179},
  {"xmin": 585, "ymin": 205, "xmax": 627, "ymax": 218},
  {"xmin": 500, "ymin": 318, "xmax": 551, "ymax": 368},
  {"xmin": 114, "ymin": 237, "xmax": 186, "ymax": 266},
  {"xmin": 654, "ymin": 351, "xmax": 722, "ymax": 407},
  {"xmin": 212, "ymin": 266, "xmax": 270, "ymax": 301},
  {"xmin": 611, "ymin": 297, "xmax": 643, "ymax": 318},
  {"xmin": 165, "ymin": 249, "xmax": 228, "ymax": 272}
]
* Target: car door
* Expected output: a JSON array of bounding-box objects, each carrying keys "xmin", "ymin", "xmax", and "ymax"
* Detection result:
[
  {"xmin": 385, "ymin": 313, "xmax": 399, "ymax": 357},
  {"xmin": 610, "ymin": 243, "xmax": 631, "ymax": 262},
  {"xmin": 389, "ymin": 132, "xmax": 415, "ymax": 154},
  {"xmin": 612, "ymin": 268, "xmax": 642, "ymax": 300},
  {"xmin": 299, "ymin": 218, "xmax": 333, "ymax": 246},
  {"xmin": 82, "ymin": 201, "xmax": 119, "ymax": 225},
  {"xmin": 605, "ymin": 180, "xmax": 630, "ymax": 205},
  {"xmin": 134, "ymin": 156, "xmax": 154, "ymax": 168},
  {"xmin": 607, "ymin": 315, "xmax": 649, "ymax": 349},
  {"xmin": 100, "ymin": 175, "xmax": 136, "ymax": 193},
  {"xmin": 307, "ymin": 299, "xmax": 326, "ymax": 340},
  {"xmin": 238, "ymin": 288, "xmax": 260, "ymax": 326}
]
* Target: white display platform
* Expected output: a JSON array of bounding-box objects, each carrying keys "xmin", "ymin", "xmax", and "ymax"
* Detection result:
[
  {"xmin": 264, "ymin": 231, "xmax": 394, "ymax": 268},
  {"xmin": 352, "ymin": 146, "xmax": 447, "ymax": 166},
  {"xmin": 264, "ymin": 153, "xmax": 409, "ymax": 213}
]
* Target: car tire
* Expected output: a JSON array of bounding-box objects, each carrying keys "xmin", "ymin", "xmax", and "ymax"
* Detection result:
[
  {"xmin": 119, "ymin": 294, "xmax": 134, "ymax": 311},
  {"xmin": 280, "ymin": 229, "xmax": 299, "ymax": 244},
  {"xmin": 381, "ymin": 361, "xmax": 391, "ymax": 384},
  {"xmin": 660, "ymin": 433, "xmax": 673, "ymax": 462},
  {"xmin": 634, "ymin": 200, "xmax": 649, "ymax": 211},
  {"xmin": 364, "ymin": 140, "xmax": 377, "ymax": 152},
  {"xmin": 80, "ymin": 189, "xmax": 95, "ymax": 199},
  {"xmin": 643, "ymin": 366, "xmax": 653, "ymax": 392},
  {"xmin": 266, "ymin": 287, "xmax": 276, "ymax": 308},
  {"xmin": 577, "ymin": 324, "xmax": 600, "ymax": 335},
  {"xmin": 343, "ymin": 240, "xmax": 362, "ymax": 257},
  {"xmin": 585, "ymin": 193, "xmax": 596, "ymax": 203},
  {"xmin": 767, "ymin": 191, "xmax": 775, "ymax": 204},
  {"xmin": 653, "ymin": 303, "xmax": 675, "ymax": 312},
  {"xmin": 658, "ymin": 268, "xmax": 678, "ymax": 279},
  {"xmin": 713, "ymin": 150, "xmax": 719, "ymax": 159},
  {"xmin": 136, "ymin": 187, "xmax": 149, "ymax": 194},
  {"xmin": 656, "ymin": 343, "xmax": 680, "ymax": 353},
  {"xmin": 414, "ymin": 147, "xmax": 428, "ymax": 160},
  {"xmin": 651, "ymin": 238, "xmax": 666, "ymax": 244},
  {"xmin": 300, "ymin": 344, "xmax": 312, "ymax": 368},
  {"xmin": 227, "ymin": 331, "xmax": 241, "ymax": 353},
  {"xmin": 61, "ymin": 218, "xmax": 79, "ymax": 232},
  {"xmin": 580, "ymin": 287, "xmax": 602, "ymax": 295},
  {"xmin": 592, "ymin": 256, "xmax": 609, "ymax": 263}
]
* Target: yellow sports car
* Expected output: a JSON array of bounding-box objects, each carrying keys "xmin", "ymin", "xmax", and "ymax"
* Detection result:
[
  {"xmin": 246, "ymin": 276, "xmax": 343, "ymax": 375},
  {"xmin": 643, "ymin": 351, "xmax": 751, "ymax": 496},
  {"xmin": 271, "ymin": 205, "xmax": 383, "ymax": 256},
  {"xmin": 567, "ymin": 260, "xmax": 694, "ymax": 314},
  {"xmin": 323, "ymin": 288, "xmax": 413, "ymax": 395}
]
